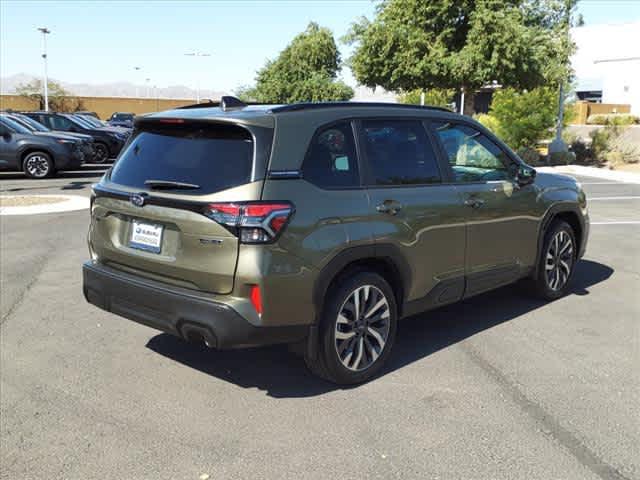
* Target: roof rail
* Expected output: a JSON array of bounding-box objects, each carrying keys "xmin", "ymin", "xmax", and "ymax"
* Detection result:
[{"xmin": 270, "ymin": 102, "xmax": 452, "ymax": 114}]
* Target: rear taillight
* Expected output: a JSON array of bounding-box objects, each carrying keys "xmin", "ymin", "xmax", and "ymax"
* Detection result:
[{"xmin": 203, "ymin": 202, "xmax": 294, "ymax": 244}]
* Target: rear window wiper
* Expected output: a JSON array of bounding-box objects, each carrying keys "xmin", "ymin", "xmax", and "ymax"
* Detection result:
[{"xmin": 144, "ymin": 179, "xmax": 201, "ymax": 190}]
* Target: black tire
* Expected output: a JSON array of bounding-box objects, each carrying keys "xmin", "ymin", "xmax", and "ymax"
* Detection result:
[
  {"xmin": 305, "ymin": 271, "xmax": 398, "ymax": 384},
  {"xmin": 529, "ymin": 220, "xmax": 577, "ymax": 300},
  {"xmin": 22, "ymin": 151, "xmax": 54, "ymax": 179},
  {"xmin": 92, "ymin": 142, "xmax": 110, "ymax": 164}
]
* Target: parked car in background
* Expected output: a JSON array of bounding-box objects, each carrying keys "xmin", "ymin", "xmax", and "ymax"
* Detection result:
[
  {"xmin": 22, "ymin": 111, "xmax": 129, "ymax": 163},
  {"xmin": 75, "ymin": 110, "xmax": 100, "ymax": 119},
  {"xmin": 83, "ymin": 97, "xmax": 589, "ymax": 384},
  {"xmin": 3, "ymin": 112, "xmax": 96, "ymax": 163},
  {"xmin": 108, "ymin": 112, "xmax": 135, "ymax": 128},
  {"xmin": 0, "ymin": 115, "xmax": 86, "ymax": 178}
]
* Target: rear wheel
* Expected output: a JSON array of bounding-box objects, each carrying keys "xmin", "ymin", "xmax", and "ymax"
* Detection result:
[
  {"xmin": 23, "ymin": 151, "xmax": 54, "ymax": 179},
  {"xmin": 305, "ymin": 271, "xmax": 397, "ymax": 384},
  {"xmin": 93, "ymin": 142, "xmax": 109, "ymax": 164},
  {"xmin": 530, "ymin": 220, "xmax": 577, "ymax": 300}
]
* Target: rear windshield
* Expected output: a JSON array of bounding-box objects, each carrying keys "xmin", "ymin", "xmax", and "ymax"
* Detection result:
[{"xmin": 109, "ymin": 122, "xmax": 254, "ymax": 195}]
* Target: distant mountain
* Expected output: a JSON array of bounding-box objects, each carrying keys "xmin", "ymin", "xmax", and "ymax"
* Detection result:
[{"xmin": 0, "ymin": 73, "xmax": 228, "ymax": 100}]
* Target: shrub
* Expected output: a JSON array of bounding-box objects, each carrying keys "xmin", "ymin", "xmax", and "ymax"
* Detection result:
[
  {"xmin": 486, "ymin": 87, "xmax": 558, "ymax": 150},
  {"xmin": 590, "ymin": 125, "xmax": 640, "ymax": 165},
  {"xmin": 475, "ymin": 113, "xmax": 502, "ymax": 136},
  {"xmin": 587, "ymin": 114, "xmax": 639, "ymax": 126},
  {"xmin": 516, "ymin": 147, "xmax": 542, "ymax": 166},
  {"xmin": 397, "ymin": 88, "xmax": 455, "ymax": 108},
  {"xmin": 549, "ymin": 151, "xmax": 576, "ymax": 166},
  {"xmin": 568, "ymin": 139, "xmax": 592, "ymax": 165}
]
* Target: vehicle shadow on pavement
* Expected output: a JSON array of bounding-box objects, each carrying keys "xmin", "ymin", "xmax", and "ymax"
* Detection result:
[{"xmin": 145, "ymin": 259, "xmax": 613, "ymax": 398}]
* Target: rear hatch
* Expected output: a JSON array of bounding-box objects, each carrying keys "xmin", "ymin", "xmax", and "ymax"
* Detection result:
[{"xmin": 90, "ymin": 118, "xmax": 272, "ymax": 294}]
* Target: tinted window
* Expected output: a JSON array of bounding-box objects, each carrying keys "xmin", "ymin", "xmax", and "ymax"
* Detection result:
[
  {"xmin": 13, "ymin": 114, "xmax": 49, "ymax": 132},
  {"xmin": 0, "ymin": 116, "xmax": 32, "ymax": 134},
  {"xmin": 433, "ymin": 122, "xmax": 512, "ymax": 182},
  {"xmin": 362, "ymin": 119, "xmax": 441, "ymax": 185},
  {"xmin": 46, "ymin": 115, "xmax": 75, "ymax": 130},
  {"xmin": 303, "ymin": 121, "xmax": 359, "ymax": 188},
  {"xmin": 109, "ymin": 122, "xmax": 253, "ymax": 195}
]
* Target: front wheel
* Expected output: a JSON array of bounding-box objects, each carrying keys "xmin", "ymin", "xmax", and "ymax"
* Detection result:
[
  {"xmin": 92, "ymin": 142, "xmax": 109, "ymax": 164},
  {"xmin": 530, "ymin": 220, "xmax": 577, "ymax": 300},
  {"xmin": 23, "ymin": 151, "xmax": 54, "ymax": 179},
  {"xmin": 305, "ymin": 271, "xmax": 398, "ymax": 384}
]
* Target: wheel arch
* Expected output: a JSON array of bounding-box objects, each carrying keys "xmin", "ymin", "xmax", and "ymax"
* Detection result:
[
  {"xmin": 312, "ymin": 244, "xmax": 411, "ymax": 323},
  {"xmin": 535, "ymin": 205, "xmax": 585, "ymax": 276}
]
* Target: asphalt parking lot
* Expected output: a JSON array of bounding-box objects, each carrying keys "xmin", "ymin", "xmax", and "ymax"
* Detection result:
[{"xmin": 1, "ymin": 168, "xmax": 638, "ymax": 480}]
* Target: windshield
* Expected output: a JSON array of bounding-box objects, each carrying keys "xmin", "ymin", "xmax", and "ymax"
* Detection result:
[
  {"xmin": 64, "ymin": 114, "xmax": 93, "ymax": 129},
  {"xmin": 79, "ymin": 115, "xmax": 106, "ymax": 127},
  {"xmin": 12, "ymin": 114, "xmax": 50, "ymax": 132},
  {"xmin": 0, "ymin": 115, "xmax": 33, "ymax": 134},
  {"xmin": 109, "ymin": 122, "xmax": 254, "ymax": 195}
]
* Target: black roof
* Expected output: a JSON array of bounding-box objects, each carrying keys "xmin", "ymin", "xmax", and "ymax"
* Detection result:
[{"xmin": 177, "ymin": 96, "xmax": 452, "ymax": 114}]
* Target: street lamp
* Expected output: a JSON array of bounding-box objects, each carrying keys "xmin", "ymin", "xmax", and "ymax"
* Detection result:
[
  {"xmin": 133, "ymin": 66, "xmax": 141, "ymax": 98},
  {"xmin": 145, "ymin": 78, "xmax": 151, "ymax": 98},
  {"xmin": 184, "ymin": 51, "xmax": 211, "ymax": 103},
  {"xmin": 37, "ymin": 27, "xmax": 50, "ymax": 111}
]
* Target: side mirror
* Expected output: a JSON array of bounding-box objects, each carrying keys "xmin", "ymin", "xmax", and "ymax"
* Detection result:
[{"xmin": 515, "ymin": 165, "xmax": 536, "ymax": 186}]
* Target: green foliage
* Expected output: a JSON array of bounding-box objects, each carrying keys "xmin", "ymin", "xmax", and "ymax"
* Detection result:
[
  {"xmin": 549, "ymin": 150, "xmax": 575, "ymax": 166},
  {"xmin": 15, "ymin": 79, "xmax": 84, "ymax": 112},
  {"xmin": 516, "ymin": 146, "xmax": 542, "ymax": 166},
  {"xmin": 346, "ymin": 0, "xmax": 576, "ymax": 95},
  {"xmin": 397, "ymin": 88, "xmax": 455, "ymax": 108},
  {"xmin": 586, "ymin": 114, "xmax": 639, "ymax": 126},
  {"xmin": 474, "ymin": 87, "xmax": 558, "ymax": 150},
  {"xmin": 247, "ymin": 22, "xmax": 354, "ymax": 103}
]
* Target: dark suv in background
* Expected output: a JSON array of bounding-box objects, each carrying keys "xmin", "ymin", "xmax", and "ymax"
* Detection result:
[
  {"xmin": 0, "ymin": 114, "xmax": 87, "ymax": 178},
  {"xmin": 23, "ymin": 111, "xmax": 128, "ymax": 163},
  {"xmin": 83, "ymin": 97, "xmax": 589, "ymax": 384},
  {"xmin": 4, "ymin": 112, "xmax": 96, "ymax": 163},
  {"xmin": 108, "ymin": 112, "xmax": 135, "ymax": 128}
]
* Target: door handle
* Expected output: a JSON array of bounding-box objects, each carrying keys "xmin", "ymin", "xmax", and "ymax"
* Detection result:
[
  {"xmin": 376, "ymin": 200, "xmax": 403, "ymax": 215},
  {"xmin": 464, "ymin": 197, "xmax": 485, "ymax": 209}
]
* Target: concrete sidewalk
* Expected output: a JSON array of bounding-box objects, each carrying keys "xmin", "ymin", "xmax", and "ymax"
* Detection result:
[{"xmin": 537, "ymin": 165, "xmax": 640, "ymax": 184}]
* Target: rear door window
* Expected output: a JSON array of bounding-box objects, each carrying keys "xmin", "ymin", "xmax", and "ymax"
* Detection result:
[
  {"xmin": 361, "ymin": 119, "xmax": 441, "ymax": 185},
  {"xmin": 109, "ymin": 122, "xmax": 254, "ymax": 195},
  {"xmin": 302, "ymin": 121, "xmax": 360, "ymax": 188}
]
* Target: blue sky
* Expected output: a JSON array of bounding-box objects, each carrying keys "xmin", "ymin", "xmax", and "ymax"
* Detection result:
[{"xmin": 1, "ymin": 0, "xmax": 639, "ymax": 93}]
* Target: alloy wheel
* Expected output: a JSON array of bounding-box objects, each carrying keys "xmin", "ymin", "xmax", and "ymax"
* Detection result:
[
  {"xmin": 545, "ymin": 230, "xmax": 574, "ymax": 291},
  {"xmin": 334, "ymin": 285, "xmax": 391, "ymax": 372},
  {"xmin": 94, "ymin": 144, "xmax": 108, "ymax": 163},
  {"xmin": 25, "ymin": 155, "xmax": 50, "ymax": 178}
]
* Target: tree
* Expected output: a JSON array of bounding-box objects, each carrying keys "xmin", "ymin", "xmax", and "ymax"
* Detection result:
[
  {"xmin": 15, "ymin": 79, "xmax": 83, "ymax": 112},
  {"xmin": 346, "ymin": 0, "xmax": 576, "ymax": 114},
  {"xmin": 245, "ymin": 22, "xmax": 354, "ymax": 103}
]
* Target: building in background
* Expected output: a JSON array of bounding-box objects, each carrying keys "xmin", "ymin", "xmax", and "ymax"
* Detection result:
[{"xmin": 571, "ymin": 21, "xmax": 640, "ymax": 114}]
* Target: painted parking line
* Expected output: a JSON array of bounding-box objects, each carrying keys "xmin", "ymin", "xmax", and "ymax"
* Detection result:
[{"xmin": 588, "ymin": 196, "xmax": 640, "ymax": 201}]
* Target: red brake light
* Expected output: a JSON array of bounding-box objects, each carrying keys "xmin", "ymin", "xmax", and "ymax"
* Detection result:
[
  {"xmin": 249, "ymin": 285, "xmax": 262, "ymax": 315},
  {"xmin": 158, "ymin": 118, "xmax": 185, "ymax": 124},
  {"xmin": 203, "ymin": 201, "xmax": 294, "ymax": 244}
]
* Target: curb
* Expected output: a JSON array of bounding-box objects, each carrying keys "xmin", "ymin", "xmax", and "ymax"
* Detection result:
[
  {"xmin": 0, "ymin": 195, "xmax": 90, "ymax": 216},
  {"xmin": 536, "ymin": 165, "xmax": 640, "ymax": 184}
]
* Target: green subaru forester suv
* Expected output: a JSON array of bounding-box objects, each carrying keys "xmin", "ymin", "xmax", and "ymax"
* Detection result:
[{"xmin": 83, "ymin": 97, "xmax": 589, "ymax": 384}]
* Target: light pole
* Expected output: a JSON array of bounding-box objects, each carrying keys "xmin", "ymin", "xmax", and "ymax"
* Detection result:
[
  {"xmin": 37, "ymin": 27, "xmax": 50, "ymax": 111},
  {"xmin": 145, "ymin": 78, "xmax": 151, "ymax": 98},
  {"xmin": 184, "ymin": 51, "xmax": 211, "ymax": 103},
  {"xmin": 133, "ymin": 66, "xmax": 141, "ymax": 97}
]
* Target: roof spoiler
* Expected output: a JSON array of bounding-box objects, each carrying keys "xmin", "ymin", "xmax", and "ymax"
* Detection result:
[{"xmin": 177, "ymin": 96, "xmax": 248, "ymax": 112}]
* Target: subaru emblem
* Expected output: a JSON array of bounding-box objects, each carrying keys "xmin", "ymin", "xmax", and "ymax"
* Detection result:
[{"xmin": 130, "ymin": 193, "xmax": 146, "ymax": 207}]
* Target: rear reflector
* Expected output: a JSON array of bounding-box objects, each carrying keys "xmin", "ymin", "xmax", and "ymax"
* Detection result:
[
  {"xmin": 249, "ymin": 285, "xmax": 262, "ymax": 315},
  {"xmin": 203, "ymin": 201, "xmax": 294, "ymax": 244}
]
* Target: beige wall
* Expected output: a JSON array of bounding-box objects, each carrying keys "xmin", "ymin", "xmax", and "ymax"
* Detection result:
[
  {"xmin": 0, "ymin": 94, "xmax": 199, "ymax": 119},
  {"xmin": 572, "ymin": 101, "xmax": 631, "ymax": 124}
]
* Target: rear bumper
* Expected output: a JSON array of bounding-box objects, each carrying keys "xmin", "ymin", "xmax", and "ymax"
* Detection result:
[{"xmin": 82, "ymin": 261, "xmax": 308, "ymax": 349}]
